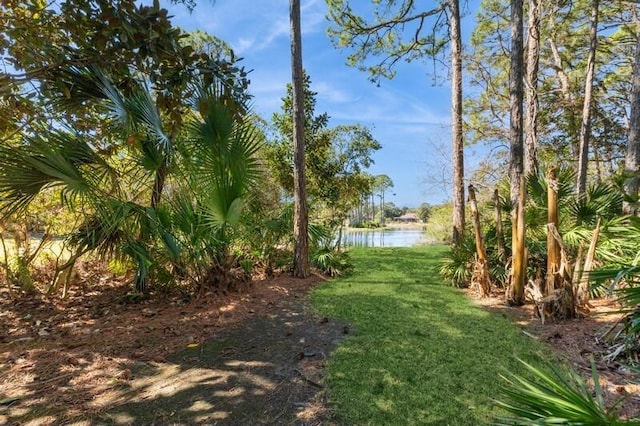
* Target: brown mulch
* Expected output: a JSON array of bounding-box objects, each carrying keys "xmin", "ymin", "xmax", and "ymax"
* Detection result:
[
  {"xmin": 2, "ymin": 268, "xmax": 640, "ymax": 425},
  {"xmin": 0, "ymin": 271, "xmax": 347, "ymax": 425}
]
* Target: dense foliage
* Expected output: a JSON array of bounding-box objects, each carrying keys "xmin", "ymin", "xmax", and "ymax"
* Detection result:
[{"xmin": 0, "ymin": 0, "xmax": 384, "ymax": 295}]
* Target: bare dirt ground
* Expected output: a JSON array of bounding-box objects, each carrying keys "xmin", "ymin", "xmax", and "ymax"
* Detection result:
[
  {"xmin": 0, "ymin": 272, "xmax": 347, "ymax": 425},
  {"xmin": 1, "ymin": 269, "xmax": 639, "ymax": 425}
]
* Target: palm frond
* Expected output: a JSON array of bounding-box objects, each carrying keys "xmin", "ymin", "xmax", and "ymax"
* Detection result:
[
  {"xmin": 495, "ymin": 359, "xmax": 621, "ymax": 425},
  {"xmin": 126, "ymin": 85, "xmax": 172, "ymax": 152},
  {"xmin": 179, "ymin": 99, "xmax": 263, "ymax": 231},
  {"xmin": 0, "ymin": 128, "xmax": 117, "ymax": 217}
]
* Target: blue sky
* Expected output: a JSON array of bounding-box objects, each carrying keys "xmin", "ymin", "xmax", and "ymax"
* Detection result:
[{"xmin": 166, "ymin": 0, "xmax": 483, "ymax": 208}]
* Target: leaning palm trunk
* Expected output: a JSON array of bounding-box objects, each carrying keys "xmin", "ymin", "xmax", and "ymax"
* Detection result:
[
  {"xmin": 576, "ymin": 218, "xmax": 601, "ymax": 308},
  {"xmin": 468, "ymin": 184, "xmax": 491, "ymax": 296}
]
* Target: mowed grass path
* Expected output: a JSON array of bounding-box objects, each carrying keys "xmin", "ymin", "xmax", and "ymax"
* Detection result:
[{"xmin": 310, "ymin": 246, "xmax": 548, "ymax": 425}]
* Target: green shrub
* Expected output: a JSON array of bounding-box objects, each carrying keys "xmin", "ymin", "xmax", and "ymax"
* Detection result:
[
  {"xmin": 424, "ymin": 202, "xmax": 454, "ymax": 243},
  {"xmin": 439, "ymin": 237, "xmax": 475, "ymax": 287},
  {"xmin": 311, "ymin": 247, "xmax": 353, "ymax": 277}
]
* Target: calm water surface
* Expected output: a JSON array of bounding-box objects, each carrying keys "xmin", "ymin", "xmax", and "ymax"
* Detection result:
[{"xmin": 341, "ymin": 228, "xmax": 430, "ymax": 248}]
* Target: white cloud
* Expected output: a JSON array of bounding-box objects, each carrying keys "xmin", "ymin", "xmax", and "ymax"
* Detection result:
[
  {"xmin": 236, "ymin": 37, "xmax": 256, "ymax": 53},
  {"xmin": 313, "ymin": 81, "xmax": 355, "ymax": 104},
  {"xmin": 301, "ymin": 0, "xmax": 327, "ymax": 34},
  {"xmin": 329, "ymin": 87, "xmax": 449, "ymax": 128},
  {"xmin": 255, "ymin": 17, "xmax": 290, "ymax": 52}
]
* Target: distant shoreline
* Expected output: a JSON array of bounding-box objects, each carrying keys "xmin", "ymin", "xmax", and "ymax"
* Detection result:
[{"xmin": 346, "ymin": 222, "xmax": 425, "ymax": 231}]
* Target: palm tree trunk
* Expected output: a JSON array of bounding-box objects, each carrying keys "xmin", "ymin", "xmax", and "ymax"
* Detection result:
[
  {"xmin": 290, "ymin": 0, "xmax": 309, "ymax": 278},
  {"xmin": 151, "ymin": 156, "xmax": 168, "ymax": 209},
  {"xmin": 493, "ymin": 189, "xmax": 506, "ymax": 263},
  {"xmin": 576, "ymin": 218, "xmax": 600, "ymax": 307},
  {"xmin": 509, "ymin": 176, "xmax": 527, "ymax": 306},
  {"xmin": 469, "ymin": 184, "xmax": 491, "ymax": 296},
  {"xmin": 546, "ymin": 166, "xmax": 561, "ymax": 298}
]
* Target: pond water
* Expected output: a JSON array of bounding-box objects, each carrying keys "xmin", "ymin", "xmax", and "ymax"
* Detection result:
[{"xmin": 341, "ymin": 228, "xmax": 431, "ymax": 248}]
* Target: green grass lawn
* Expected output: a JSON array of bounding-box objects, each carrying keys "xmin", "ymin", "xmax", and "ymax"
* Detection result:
[{"xmin": 310, "ymin": 246, "xmax": 549, "ymax": 425}]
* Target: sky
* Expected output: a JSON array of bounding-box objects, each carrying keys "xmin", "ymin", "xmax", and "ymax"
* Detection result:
[{"xmin": 165, "ymin": 0, "xmax": 483, "ymax": 208}]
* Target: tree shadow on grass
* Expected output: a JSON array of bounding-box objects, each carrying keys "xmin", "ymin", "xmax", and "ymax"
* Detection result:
[{"xmin": 313, "ymin": 290, "xmax": 549, "ymax": 426}]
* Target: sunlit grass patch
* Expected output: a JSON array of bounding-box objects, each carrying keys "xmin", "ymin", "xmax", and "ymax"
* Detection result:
[{"xmin": 311, "ymin": 246, "xmax": 550, "ymax": 425}]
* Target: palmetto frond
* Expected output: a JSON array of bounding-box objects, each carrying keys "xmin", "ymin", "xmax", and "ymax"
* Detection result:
[
  {"xmin": 0, "ymin": 128, "xmax": 118, "ymax": 217},
  {"xmin": 181, "ymin": 100, "xmax": 262, "ymax": 231},
  {"xmin": 570, "ymin": 181, "xmax": 623, "ymax": 227},
  {"xmin": 495, "ymin": 359, "xmax": 624, "ymax": 425},
  {"xmin": 54, "ymin": 66, "xmax": 173, "ymax": 163},
  {"xmin": 126, "ymin": 86, "xmax": 172, "ymax": 153},
  {"xmin": 2, "ymin": 63, "xmax": 257, "ymax": 292}
]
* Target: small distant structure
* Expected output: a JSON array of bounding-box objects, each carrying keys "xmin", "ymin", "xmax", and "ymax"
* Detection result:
[{"xmin": 393, "ymin": 213, "xmax": 420, "ymax": 223}]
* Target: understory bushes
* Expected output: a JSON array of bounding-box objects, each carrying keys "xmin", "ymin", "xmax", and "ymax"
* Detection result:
[{"xmin": 443, "ymin": 168, "xmax": 640, "ymax": 422}]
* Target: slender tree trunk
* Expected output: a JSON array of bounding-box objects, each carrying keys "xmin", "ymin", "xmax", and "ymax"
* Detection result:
[
  {"xmin": 493, "ymin": 189, "xmax": 506, "ymax": 263},
  {"xmin": 624, "ymin": 29, "xmax": 640, "ymax": 215},
  {"xmin": 290, "ymin": 0, "xmax": 309, "ymax": 278},
  {"xmin": 546, "ymin": 166, "xmax": 561, "ymax": 298},
  {"xmin": 509, "ymin": 177, "xmax": 527, "ymax": 305},
  {"xmin": 548, "ymin": 15, "xmax": 579, "ymax": 162},
  {"xmin": 450, "ymin": 0, "xmax": 465, "ymax": 246},
  {"xmin": 151, "ymin": 157, "xmax": 168, "ymax": 209},
  {"xmin": 576, "ymin": 0, "xmax": 599, "ymax": 197},
  {"xmin": 371, "ymin": 193, "xmax": 375, "ymax": 221},
  {"xmin": 576, "ymin": 218, "xmax": 600, "ymax": 307},
  {"xmin": 380, "ymin": 191, "xmax": 385, "ymax": 226},
  {"xmin": 594, "ymin": 146, "xmax": 603, "ymax": 183},
  {"xmin": 507, "ymin": 0, "xmax": 526, "ymax": 306},
  {"xmin": 524, "ymin": 0, "xmax": 540, "ymax": 176},
  {"xmin": 137, "ymin": 153, "xmax": 170, "ymax": 292}
]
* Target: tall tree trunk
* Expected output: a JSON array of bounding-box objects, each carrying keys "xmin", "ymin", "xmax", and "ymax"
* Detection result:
[
  {"xmin": 576, "ymin": 0, "xmax": 599, "ymax": 197},
  {"xmin": 524, "ymin": 0, "xmax": 540, "ymax": 176},
  {"xmin": 548, "ymin": 10, "xmax": 579, "ymax": 163},
  {"xmin": 290, "ymin": 0, "xmax": 309, "ymax": 278},
  {"xmin": 507, "ymin": 0, "xmax": 526, "ymax": 306},
  {"xmin": 624, "ymin": 29, "xmax": 640, "ymax": 216},
  {"xmin": 450, "ymin": 0, "xmax": 465, "ymax": 246}
]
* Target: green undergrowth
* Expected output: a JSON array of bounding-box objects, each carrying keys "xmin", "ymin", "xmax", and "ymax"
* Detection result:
[{"xmin": 310, "ymin": 246, "xmax": 550, "ymax": 425}]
